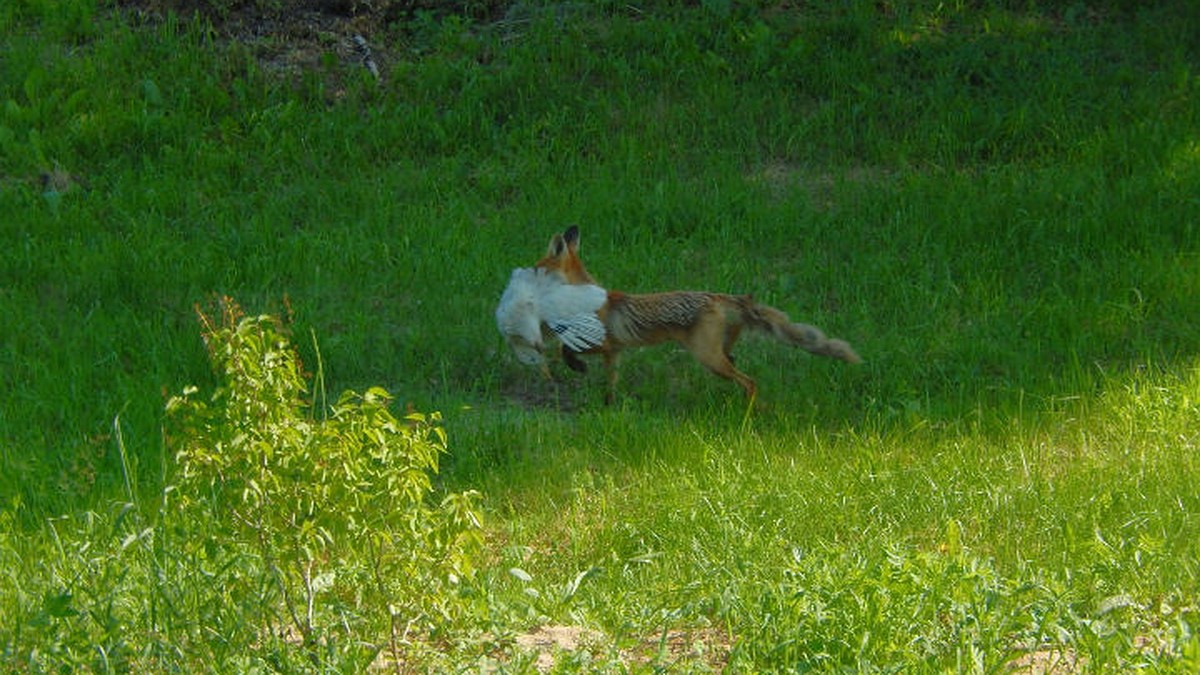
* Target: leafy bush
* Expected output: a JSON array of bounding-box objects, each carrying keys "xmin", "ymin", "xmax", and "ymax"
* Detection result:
[
  {"xmin": 163, "ymin": 298, "xmax": 485, "ymax": 669},
  {"xmin": 0, "ymin": 300, "xmax": 487, "ymax": 671}
]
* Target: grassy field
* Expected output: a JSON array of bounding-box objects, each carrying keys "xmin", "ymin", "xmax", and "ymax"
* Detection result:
[{"xmin": 2, "ymin": 0, "xmax": 1199, "ymax": 671}]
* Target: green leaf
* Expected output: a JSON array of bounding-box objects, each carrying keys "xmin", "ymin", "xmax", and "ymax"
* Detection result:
[{"xmin": 43, "ymin": 590, "xmax": 77, "ymax": 618}]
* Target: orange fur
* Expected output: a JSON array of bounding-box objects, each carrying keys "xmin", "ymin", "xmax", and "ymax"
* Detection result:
[{"xmin": 536, "ymin": 226, "xmax": 861, "ymax": 402}]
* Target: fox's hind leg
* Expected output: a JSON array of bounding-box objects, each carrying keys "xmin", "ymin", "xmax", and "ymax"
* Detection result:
[
  {"xmin": 692, "ymin": 348, "xmax": 757, "ymax": 399},
  {"xmin": 722, "ymin": 323, "xmax": 744, "ymax": 363},
  {"xmin": 684, "ymin": 318, "xmax": 757, "ymax": 399}
]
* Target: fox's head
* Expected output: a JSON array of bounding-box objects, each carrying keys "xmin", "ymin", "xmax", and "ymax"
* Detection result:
[{"xmin": 535, "ymin": 225, "xmax": 597, "ymax": 285}]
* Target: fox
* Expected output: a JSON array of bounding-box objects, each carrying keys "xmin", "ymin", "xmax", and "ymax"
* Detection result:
[{"xmin": 534, "ymin": 226, "xmax": 861, "ymax": 402}]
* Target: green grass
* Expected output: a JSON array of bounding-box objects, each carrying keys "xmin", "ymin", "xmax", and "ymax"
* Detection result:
[{"xmin": 3, "ymin": 0, "xmax": 1200, "ymax": 670}]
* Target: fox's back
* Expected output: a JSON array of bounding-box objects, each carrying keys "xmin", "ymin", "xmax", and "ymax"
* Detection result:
[{"xmin": 607, "ymin": 291, "xmax": 741, "ymax": 345}]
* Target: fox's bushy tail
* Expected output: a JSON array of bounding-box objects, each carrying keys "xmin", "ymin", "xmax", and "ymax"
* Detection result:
[{"xmin": 743, "ymin": 301, "xmax": 862, "ymax": 364}]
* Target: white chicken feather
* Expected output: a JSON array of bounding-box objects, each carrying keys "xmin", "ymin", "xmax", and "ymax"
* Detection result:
[{"xmin": 495, "ymin": 267, "xmax": 607, "ymax": 372}]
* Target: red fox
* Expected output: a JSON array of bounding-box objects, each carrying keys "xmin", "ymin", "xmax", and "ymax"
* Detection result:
[{"xmin": 534, "ymin": 226, "xmax": 861, "ymax": 402}]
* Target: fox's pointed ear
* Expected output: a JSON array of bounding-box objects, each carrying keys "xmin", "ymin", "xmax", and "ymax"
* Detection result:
[
  {"xmin": 546, "ymin": 233, "xmax": 567, "ymax": 259},
  {"xmin": 563, "ymin": 225, "xmax": 581, "ymax": 252}
]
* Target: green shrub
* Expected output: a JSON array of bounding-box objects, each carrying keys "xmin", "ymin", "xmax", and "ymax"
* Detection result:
[
  {"xmin": 0, "ymin": 299, "xmax": 487, "ymax": 671},
  {"xmin": 165, "ymin": 298, "xmax": 484, "ymax": 669}
]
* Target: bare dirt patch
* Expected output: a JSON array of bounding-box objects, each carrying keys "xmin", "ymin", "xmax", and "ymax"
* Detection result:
[
  {"xmin": 1005, "ymin": 646, "xmax": 1084, "ymax": 674},
  {"xmin": 751, "ymin": 160, "xmax": 894, "ymax": 210},
  {"xmin": 513, "ymin": 624, "xmax": 605, "ymax": 672},
  {"xmin": 499, "ymin": 371, "xmax": 591, "ymax": 412},
  {"xmin": 121, "ymin": 0, "xmax": 395, "ymax": 82},
  {"xmin": 628, "ymin": 626, "xmax": 733, "ymax": 672},
  {"xmin": 503, "ymin": 623, "xmax": 732, "ymax": 673}
]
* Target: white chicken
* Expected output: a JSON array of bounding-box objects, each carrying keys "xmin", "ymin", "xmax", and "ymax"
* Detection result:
[{"xmin": 495, "ymin": 267, "xmax": 607, "ymax": 377}]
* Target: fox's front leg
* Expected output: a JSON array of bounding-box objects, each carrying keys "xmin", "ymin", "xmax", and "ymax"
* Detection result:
[
  {"xmin": 602, "ymin": 349, "xmax": 621, "ymax": 405},
  {"xmin": 562, "ymin": 347, "xmax": 588, "ymax": 373}
]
